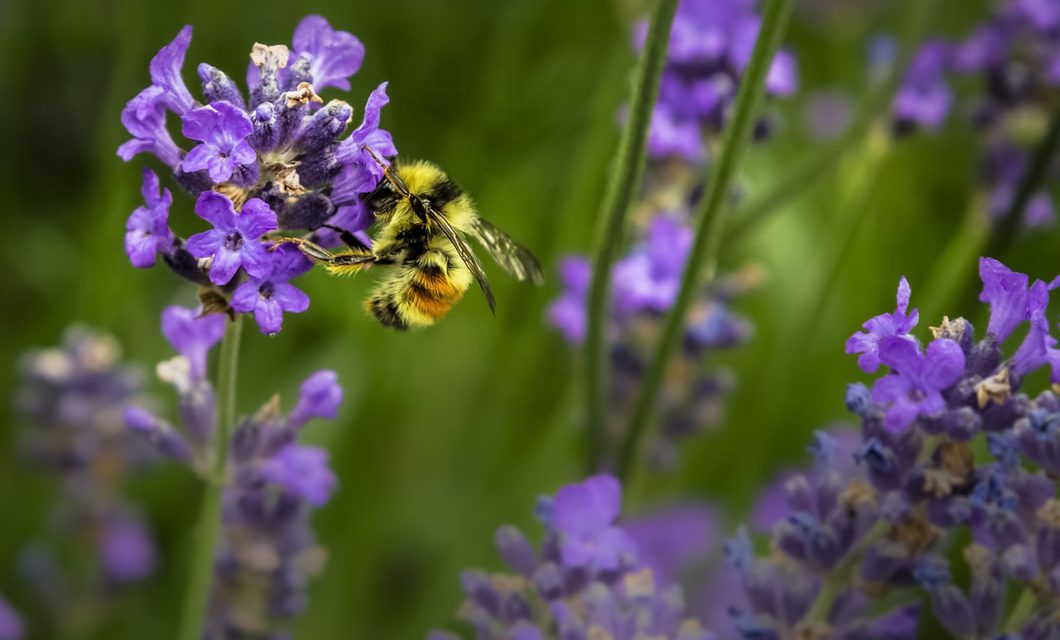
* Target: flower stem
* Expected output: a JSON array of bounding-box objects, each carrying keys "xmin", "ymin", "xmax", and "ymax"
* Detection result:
[
  {"xmin": 800, "ymin": 519, "xmax": 890, "ymax": 627},
  {"xmin": 616, "ymin": 0, "xmax": 794, "ymax": 484},
  {"xmin": 584, "ymin": 0, "xmax": 679, "ymax": 473},
  {"xmin": 177, "ymin": 314, "xmax": 243, "ymax": 640},
  {"xmin": 1003, "ymin": 586, "xmax": 1040, "ymax": 633}
]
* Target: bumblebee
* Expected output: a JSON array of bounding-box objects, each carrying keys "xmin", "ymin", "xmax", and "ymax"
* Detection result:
[{"xmin": 278, "ymin": 149, "xmax": 544, "ymax": 329}]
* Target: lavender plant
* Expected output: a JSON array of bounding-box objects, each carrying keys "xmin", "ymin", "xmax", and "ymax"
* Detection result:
[
  {"xmin": 125, "ymin": 306, "xmax": 342, "ymax": 638},
  {"xmin": 115, "ymin": 15, "xmax": 376, "ymax": 639},
  {"xmin": 14, "ymin": 328, "xmax": 156, "ymax": 627},
  {"xmin": 560, "ymin": 0, "xmax": 796, "ymax": 474},
  {"xmin": 699, "ymin": 257, "xmax": 1060, "ymax": 638},
  {"xmin": 893, "ymin": 0, "xmax": 1060, "ymax": 230},
  {"xmin": 431, "ymin": 475, "xmax": 712, "ymax": 639}
]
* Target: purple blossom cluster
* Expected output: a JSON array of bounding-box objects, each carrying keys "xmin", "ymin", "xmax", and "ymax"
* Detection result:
[
  {"xmin": 119, "ymin": 16, "xmax": 397, "ymax": 334},
  {"xmin": 693, "ymin": 257, "xmax": 1060, "ymax": 638},
  {"xmin": 124, "ymin": 306, "xmax": 342, "ymax": 637},
  {"xmin": 637, "ymin": 0, "xmax": 798, "ymax": 162},
  {"xmin": 893, "ymin": 0, "xmax": 1060, "ymax": 226},
  {"xmin": 549, "ymin": 215, "xmax": 755, "ymax": 468},
  {"xmin": 14, "ymin": 328, "xmax": 157, "ymax": 608},
  {"xmin": 431, "ymin": 475, "xmax": 712, "ymax": 640}
]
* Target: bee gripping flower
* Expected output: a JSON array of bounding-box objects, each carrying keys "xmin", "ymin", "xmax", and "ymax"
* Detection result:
[
  {"xmin": 124, "ymin": 167, "xmax": 174, "ymax": 268},
  {"xmin": 185, "ymin": 193, "xmax": 277, "ymax": 286}
]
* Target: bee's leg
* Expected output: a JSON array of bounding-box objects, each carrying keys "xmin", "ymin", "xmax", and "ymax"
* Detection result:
[
  {"xmin": 270, "ymin": 237, "xmax": 337, "ymax": 263},
  {"xmin": 319, "ymin": 224, "xmax": 370, "ymax": 252}
]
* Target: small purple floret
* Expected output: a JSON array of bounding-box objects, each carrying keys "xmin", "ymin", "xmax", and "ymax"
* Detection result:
[{"xmin": 185, "ymin": 193, "xmax": 277, "ymax": 285}]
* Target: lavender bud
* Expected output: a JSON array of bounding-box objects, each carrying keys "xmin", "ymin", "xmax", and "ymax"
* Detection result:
[
  {"xmin": 250, "ymin": 101, "xmax": 281, "ymax": 152},
  {"xmin": 279, "ymin": 192, "xmax": 336, "ymax": 231},
  {"xmin": 197, "ymin": 63, "xmax": 246, "ymax": 110},
  {"xmin": 495, "ymin": 526, "xmax": 537, "ymax": 577}
]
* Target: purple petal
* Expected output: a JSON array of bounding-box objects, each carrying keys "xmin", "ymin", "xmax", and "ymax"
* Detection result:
[
  {"xmin": 205, "ymin": 153, "xmax": 237, "ymax": 183},
  {"xmin": 161, "ymin": 305, "xmax": 225, "ymax": 379},
  {"xmin": 101, "ymin": 515, "xmax": 156, "ymax": 581},
  {"xmin": 253, "ymin": 297, "xmax": 284, "ymax": 334},
  {"xmin": 290, "ymin": 369, "xmax": 344, "ymax": 427},
  {"xmin": 879, "ymin": 335, "xmax": 923, "ymax": 374},
  {"xmin": 193, "ymin": 191, "xmax": 236, "ymax": 230},
  {"xmin": 896, "ymin": 276, "xmax": 912, "ymax": 314},
  {"xmin": 229, "ymin": 281, "xmax": 259, "ymax": 313},
  {"xmin": 292, "ymin": 15, "xmax": 365, "ymax": 92},
  {"xmin": 871, "ymin": 373, "xmax": 913, "ymax": 405},
  {"xmin": 180, "ymin": 143, "xmax": 216, "ymax": 176},
  {"xmin": 149, "ymin": 25, "xmax": 196, "ymax": 114},
  {"xmin": 184, "ymin": 228, "xmax": 224, "ymax": 258},
  {"xmin": 979, "ymin": 257, "xmax": 1030, "ymax": 342},
  {"xmin": 0, "ymin": 594, "xmax": 23, "ymax": 640},
  {"xmin": 215, "ymin": 100, "xmax": 253, "ymax": 139},
  {"xmin": 274, "ymin": 282, "xmax": 310, "ymax": 313},
  {"xmin": 239, "ymin": 241, "xmax": 273, "ymax": 280},
  {"xmin": 209, "ymin": 246, "xmax": 242, "ymax": 285},
  {"xmin": 921, "ymin": 338, "xmax": 966, "ymax": 390},
  {"xmin": 260, "ymin": 445, "xmax": 337, "ymax": 506},
  {"xmin": 884, "ymin": 397, "xmax": 921, "ymax": 433},
  {"xmin": 352, "ymin": 82, "xmax": 391, "ymax": 146},
  {"xmin": 235, "ymin": 198, "xmax": 279, "ymax": 238}
]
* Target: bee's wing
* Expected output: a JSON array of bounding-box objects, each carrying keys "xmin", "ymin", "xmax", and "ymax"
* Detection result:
[
  {"xmin": 470, "ymin": 217, "xmax": 545, "ymax": 286},
  {"xmin": 426, "ymin": 206, "xmax": 496, "ymax": 314}
]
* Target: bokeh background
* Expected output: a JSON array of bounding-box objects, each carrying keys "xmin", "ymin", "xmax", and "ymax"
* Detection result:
[{"xmin": 2, "ymin": 0, "xmax": 1056, "ymax": 637}]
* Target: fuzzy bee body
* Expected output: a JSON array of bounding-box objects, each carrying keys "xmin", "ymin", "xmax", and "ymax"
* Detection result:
[{"xmin": 279, "ymin": 155, "xmax": 543, "ymax": 329}]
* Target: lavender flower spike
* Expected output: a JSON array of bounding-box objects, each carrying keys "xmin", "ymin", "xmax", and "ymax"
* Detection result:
[
  {"xmin": 180, "ymin": 101, "xmax": 256, "ymax": 183},
  {"xmin": 230, "ymin": 244, "xmax": 311, "ymax": 335},
  {"xmin": 846, "ymin": 276, "xmax": 920, "ymax": 373},
  {"xmin": 185, "ymin": 193, "xmax": 277, "ymax": 285},
  {"xmin": 124, "ymin": 167, "xmax": 174, "ymax": 268}
]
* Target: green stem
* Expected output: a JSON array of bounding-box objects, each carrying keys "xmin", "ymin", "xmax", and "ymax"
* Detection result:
[
  {"xmin": 616, "ymin": 0, "xmax": 794, "ymax": 484},
  {"xmin": 1004, "ymin": 587, "xmax": 1040, "ymax": 633},
  {"xmin": 584, "ymin": 0, "xmax": 679, "ymax": 473},
  {"xmin": 800, "ymin": 519, "xmax": 890, "ymax": 627},
  {"xmin": 177, "ymin": 314, "xmax": 243, "ymax": 640}
]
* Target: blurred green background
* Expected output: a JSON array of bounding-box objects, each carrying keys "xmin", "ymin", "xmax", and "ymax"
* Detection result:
[{"xmin": 2, "ymin": 0, "xmax": 1056, "ymax": 637}]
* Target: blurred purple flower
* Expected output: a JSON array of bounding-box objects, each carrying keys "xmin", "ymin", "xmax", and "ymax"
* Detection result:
[
  {"xmin": 613, "ymin": 215, "xmax": 693, "ymax": 316},
  {"xmin": 260, "ymin": 445, "xmax": 337, "ymax": 507},
  {"xmin": 624, "ymin": 503, "xmax": 718, "ymax": 584},
  {"xmin": 290, "ymin": 369, "xmax": 344, "ymax": 428},
  {"xmin": 893, "ymin": 41, "xmax": 953, "ymax": 130},
  {"xmin": 0, "ymin": 595, "xmax": 22, "ymax": 640},
  {"xmin": 547, "ymin": 257, "xmax": 592, "ymax": 344},
  {"xmin": 101, "ymin": 514, "xmax": 157, "ymax": 582},
  {"xmin": 551, "ymin": 474, "xmax": 635, "ymax": 571},
  {"xmin": 160, "ymin": 305, "xmax": 225, "ymax": 380}
]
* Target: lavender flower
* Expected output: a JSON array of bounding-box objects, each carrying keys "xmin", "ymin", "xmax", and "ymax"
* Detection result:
[
  {"xmin": 15, "ymin": 328, "xmax": 157, "ymax": 593},
  {"xmin": 124, "ymin": 167, "xmax": 174, "ymax": 268},
  {"xmin": 180, "ymin": 101, "xmax": 256, "ymax": 183},
  {"xmin": 432, "ymin": 475, "xmax": 711, "ymax": 639},
  {"xmin": 0, "ymin": 596, "xmax": 22, "ymax": 640},
  {"xmin": 127, "ymin": 306, "xmax": 342, "ymax": 637},
  {"xmin": 118, "ymin": 15, "xmax": 398, "ymax": 333},
  {"xmin": 708, "ymin": 257, "xmax": 1060, "ymax": 640},
  {"xmin": 891, "ymin": 0, "xmax": 1060, "ymax": 226},
  {"xmin": 230, "ymin": 244, "xmax": 312, "ymax": 335},
  {"xmin": 637, "ymin": 0, "xmax": 798, "ymax": 162},
  {"xmin": 845, "ymin": 276, "xmax": 919, "ymax": 374}
]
